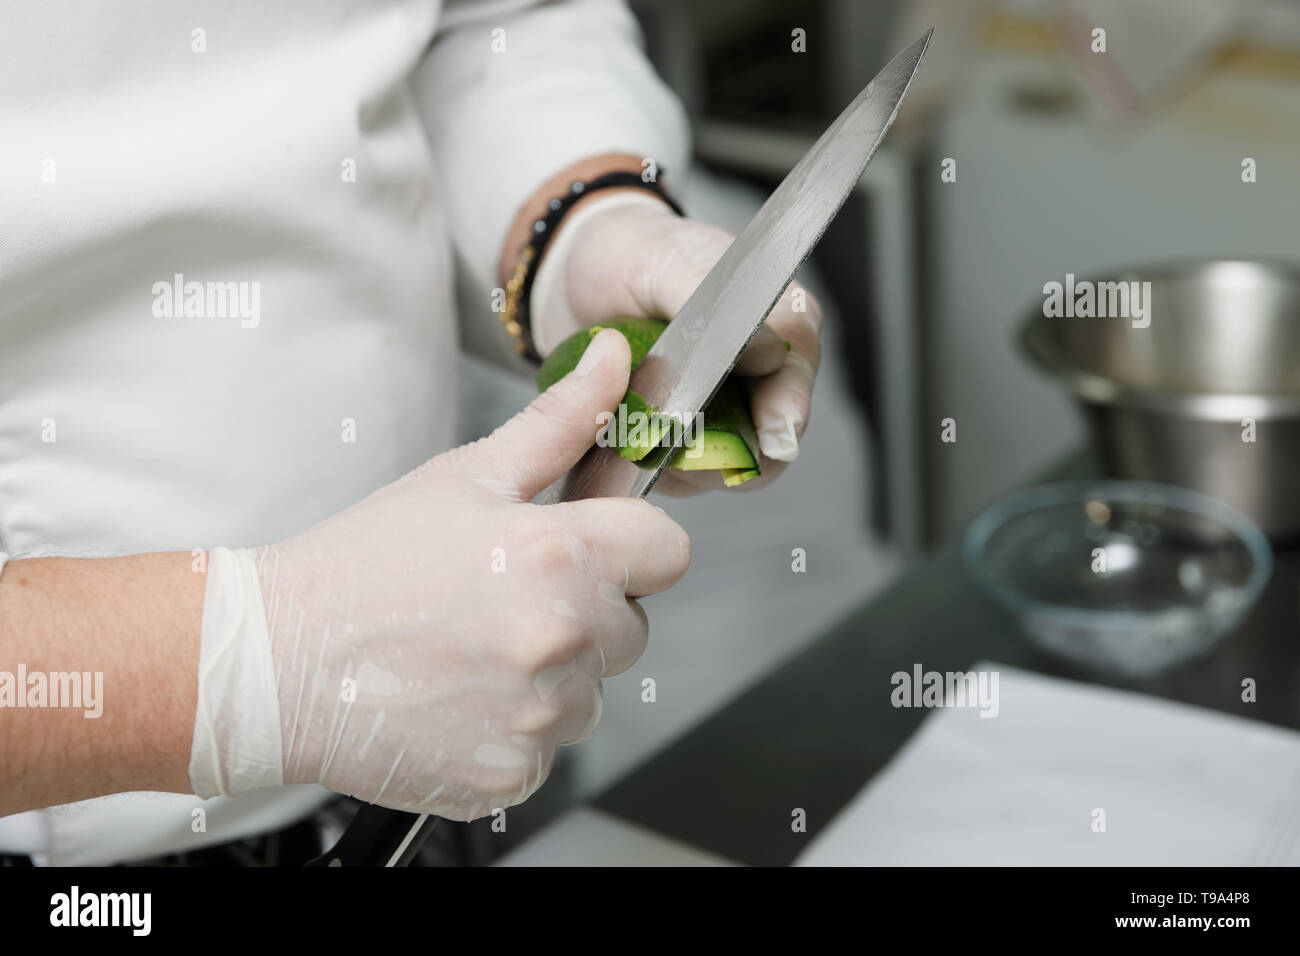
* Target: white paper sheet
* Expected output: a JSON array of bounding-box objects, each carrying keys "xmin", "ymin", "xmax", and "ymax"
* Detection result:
[{"xmin": 798, "ymin": 664, "xmax": 1300, "ymax": 866}]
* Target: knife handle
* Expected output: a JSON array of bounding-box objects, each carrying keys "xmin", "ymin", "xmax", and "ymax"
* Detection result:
[{"xmin": 304, "ymin": 806, "xmax": 439, "ymax": 867}]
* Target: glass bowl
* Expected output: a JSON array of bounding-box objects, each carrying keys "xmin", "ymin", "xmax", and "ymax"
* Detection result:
[{"xmin": 962, "ymin": 480, "xmax": 1272, "ymax": 676}]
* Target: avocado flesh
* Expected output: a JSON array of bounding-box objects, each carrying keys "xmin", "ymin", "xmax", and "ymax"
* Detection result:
[
  {"xmin": 613, "ymin": 390, "xmax": 662, "ymax": 462},
  {"xmin": 672, "ymin": 432, "xmax": 754, "ymax": 470},
  {"xmin": 669, "ymin": 432, "xmax": 760, "ymax": 486},
  {"xmin": 536, "ymin": 319, "xmax": 761, "ymax": 484}
]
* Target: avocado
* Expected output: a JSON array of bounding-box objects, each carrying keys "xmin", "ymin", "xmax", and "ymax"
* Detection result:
[{"xmin": 536, "ymin": 318, "xmax": 761, "ymax": 485}]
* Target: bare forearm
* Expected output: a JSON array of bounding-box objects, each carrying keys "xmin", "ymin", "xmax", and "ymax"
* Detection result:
[{"xmin": 0, "ymin": 553, "xmax": 203, "ymax": 816}]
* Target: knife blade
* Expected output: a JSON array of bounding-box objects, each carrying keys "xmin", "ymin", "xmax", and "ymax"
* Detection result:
[{"xmin": 535, "ymin": 27, "xmax": 932, "ymax": 504}]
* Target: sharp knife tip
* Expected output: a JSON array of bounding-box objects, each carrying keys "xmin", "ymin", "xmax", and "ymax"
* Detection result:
[{"xmin": 898, "ymin": 28, "xmax": 933, "ymax": 67}]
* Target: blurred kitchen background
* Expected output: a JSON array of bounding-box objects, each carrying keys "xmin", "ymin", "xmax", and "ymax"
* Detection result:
[
  {"xmin": 632, "ymin": 0, "xmax": 1300, "ymax": 551},
  {"xmin": 448, "ymin": 0, "xmax": 1300, "ymax": 863}
]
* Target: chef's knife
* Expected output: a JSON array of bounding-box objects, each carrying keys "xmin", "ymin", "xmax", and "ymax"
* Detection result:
[{"xmin": 306, "ymin": 28, "xmax": 931, "ymax": 868}]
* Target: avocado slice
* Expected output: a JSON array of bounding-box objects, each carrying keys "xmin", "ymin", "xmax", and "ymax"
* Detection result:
[{"xmin": 536, "ymin": 318, "xmax": 761, "ymax": 484}]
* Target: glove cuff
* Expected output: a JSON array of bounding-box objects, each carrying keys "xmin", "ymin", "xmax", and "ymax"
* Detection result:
[
  {"xmin": 189, "ymin": 546, "xmax": 284, "ymax": 799},
  {"xmin": 531, "ymin": 191, "xmax": 675, "ymax": 357}
]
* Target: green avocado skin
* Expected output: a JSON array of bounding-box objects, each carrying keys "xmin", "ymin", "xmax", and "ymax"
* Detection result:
[
  {"xmin": 535, "ymin": 318, "xmax": 669, "ymax": 392},
  {"xmin": 535, "ymin": 319, "xmax": 761, "ymax": 480}
]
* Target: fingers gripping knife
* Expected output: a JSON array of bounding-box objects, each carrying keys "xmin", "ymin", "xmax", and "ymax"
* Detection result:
[{"xmin": 305, "ymin": 30, "xmax": 932, "ymax": 867}]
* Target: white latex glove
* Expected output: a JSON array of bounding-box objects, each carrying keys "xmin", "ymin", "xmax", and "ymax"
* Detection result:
[
  {"xmin": 530, "ymin": 192, "xmax": 824, "ymax": 496},
  {"xmin": 190, "ymin": 330, "xmax": 690, "ymax": 820}
]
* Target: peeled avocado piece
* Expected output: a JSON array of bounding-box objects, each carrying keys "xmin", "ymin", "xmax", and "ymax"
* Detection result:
[{"xmin": 536, "ymin": 318, "xmax": 761, "ymax": 485}]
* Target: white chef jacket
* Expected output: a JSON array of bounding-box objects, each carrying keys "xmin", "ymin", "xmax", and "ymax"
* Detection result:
[{"xmin": 0, "ymin": 0, "xmax": 687, "ymax": 865}]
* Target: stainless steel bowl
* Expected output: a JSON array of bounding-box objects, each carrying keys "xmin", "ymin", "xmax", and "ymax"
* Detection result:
[{"xmin": 1021, "ymin": 260, "xmax": 1300, "ymax": 541}]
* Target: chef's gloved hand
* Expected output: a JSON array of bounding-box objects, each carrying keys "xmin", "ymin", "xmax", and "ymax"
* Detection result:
[
  {"xmin": 190, "ymin": 330, "xmax": 690, "ymax": 820},
  {"xmin": 529, "ymin": 192, "xmax": 823, "ymax": 495}
]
